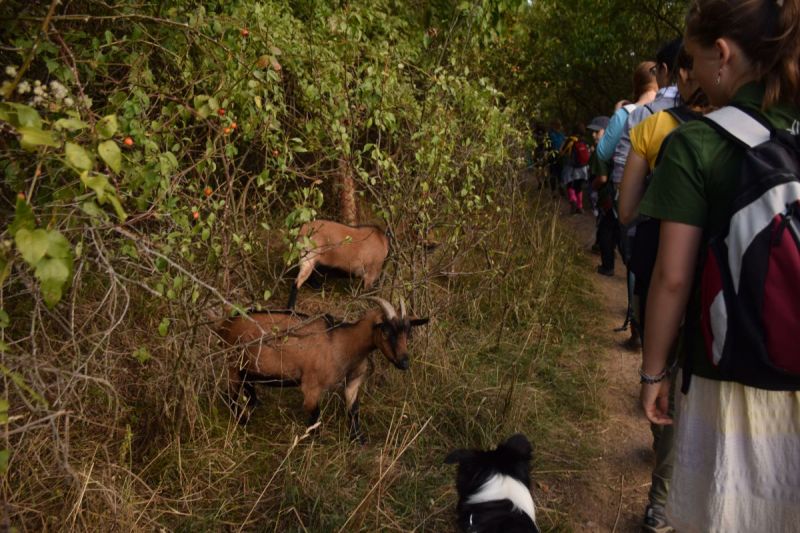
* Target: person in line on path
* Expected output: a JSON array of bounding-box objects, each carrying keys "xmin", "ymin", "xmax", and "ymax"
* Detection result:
[
  {"xmin": 593, "ymin": 62, "xmax": 658, "ymax": 277},
  {"xmin": 587, "ymin": 116, "xmax": 610, "ymax": 251},
  {"xmin": 612, "ymin": 41, "xmax": 683, "ymax": 352},
  {"xmin": 639, "ymin": 0, "xmax": 800, "ymax": 530},
  {"xmin": 560, "ymin": 123, "xmax": 591, "ymax": 214},
  {"xmin": 618, "ymin": 44, "xmax": 710, "ymax": 533},
  {"xmin": 614, "ymin": 38, "xmax": 684, "ymax": 189},
  {"xmin": 546, "ymin": 119, "xmax": 565, "ymax": 195}
]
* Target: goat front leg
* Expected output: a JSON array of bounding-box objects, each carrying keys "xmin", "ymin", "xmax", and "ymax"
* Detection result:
[
  {"xmin": 301, "ymin": 382, "xmax": 322, "ymax": 431},
  {"xmin": 287, "ymin": 257, "xmax": 317, "ymax": 308},
  {"xmin": 227, "ymin": 367, "xmax": 251, "ymax": 425},
  {"xmin": 344, "ymin": 359, "xmax": 369, "ymax": 444}
]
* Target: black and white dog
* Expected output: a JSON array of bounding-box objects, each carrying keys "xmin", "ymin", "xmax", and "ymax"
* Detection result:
[{"xmin": 444, "ymin": 433, "xmax": 540, "ymax": 533}]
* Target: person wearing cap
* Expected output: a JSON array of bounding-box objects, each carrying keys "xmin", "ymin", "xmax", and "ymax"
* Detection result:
[
  {"xmin": 594, "ymin": 62, "xmax": 659, "ymax": 278},
  {"xmin": 586, "ymin": 116, "xmax": 610, "ymax": 246},
  {"xmin": 587, "ymin": 115, "xmax": 609, "ymax": 139}
]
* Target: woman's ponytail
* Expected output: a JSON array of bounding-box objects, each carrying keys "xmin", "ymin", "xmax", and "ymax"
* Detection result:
[{"xmin": 765, "ymin": 0, "xmax": 800, "ymax": 107}]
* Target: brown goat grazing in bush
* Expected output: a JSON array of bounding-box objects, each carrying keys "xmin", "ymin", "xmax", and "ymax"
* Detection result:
[
  {"xmin": 214, "ymin": 297, "xmax": 427, "ymax": 442},
  {"xmin": 287, "ymin": 220, "xmax": 391, "ymax": 309}
]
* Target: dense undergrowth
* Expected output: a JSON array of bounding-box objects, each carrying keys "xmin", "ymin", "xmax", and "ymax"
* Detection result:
[{"xmin": 1, "ymin": 1, "xmax": 604, "ymax": 530}]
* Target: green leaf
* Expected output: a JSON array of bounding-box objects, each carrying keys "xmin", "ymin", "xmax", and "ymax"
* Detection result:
[
  {"xmin": 80, "ymin": 171, "xmax": 109, "ymax": 202},
  {"xmin": 39, "ymin": 277, "xmax": 64, "ymax": 308},
  {"xmin": 14, "ymin": 228, "xmax": 49, "ymax": 266},
  {"xmin": 98, "ymin": 140, "xmax": 121, "ymax": 173},
  {"xmin": 35, "ymin": 256, "xmax": 72, "ymax": 309},
  {"xmin": 193, "ymin": 95, "xmax": 209, "ymax": 109},
  {"xmin": 45, "ymin": 230, "xmax": 71, "ymax": 259},
  {"xmin": 80, "ymin": 200, "xmax": 108, "ymax": 220},
  {"xmin": 107, "ymin": 194, "xmax": 127, "ymax": 221},
  {"xmin": 54, "ymin": 118, "xmax": 88, "ymax": 131},
  {"xmin": 17, "ymin": 127, "xmax": 58, "ymax": 150},
  {"xmin": 35, "ymin": 256, "xmax": 71, "ymax": 285},
  {"xmin": 158, "ymin": 318, "xmax": 170, "ymax": 337},
  {"xmin": 132, "ymin": 347, "xmax": 151, "ymax": 364},
  {"xmin": 65, "ymin": 142, "xmax": 93, "ymax": 171},
  {"xmin": 9, "ymin": 198, "xmax": 35, "ymax": 235},
  {"xmin": 0, "ymin": 399, "xmax": 7, "ymax": 423},
  {"xmin": 10, "ymin": 103, "xmax": 42, "ymax": 128},
  {"xmin": 0, "ymin": 449, "xmax": 8, "ymax": 476},
  {"xmin": 96, "ymin": 115, "xmax": 118, "ymax": 139},
  {"xmin": 0, "ymin": 310, "xmax": 9, "ymax": 328}
]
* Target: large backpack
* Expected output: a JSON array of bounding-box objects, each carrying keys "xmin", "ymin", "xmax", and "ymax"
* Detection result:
[
  {"xmin": 571, "ymin": 139, "xmax": 590, "ymax": 167},
  {"xmin": 696, "ymin": 105, "xmax": 800, "ymax": 390}
]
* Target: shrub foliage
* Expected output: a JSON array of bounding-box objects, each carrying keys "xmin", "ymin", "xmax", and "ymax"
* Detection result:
[{"xmin": 0, "ymin": 0, "xmax": 680, "ymax": 530}]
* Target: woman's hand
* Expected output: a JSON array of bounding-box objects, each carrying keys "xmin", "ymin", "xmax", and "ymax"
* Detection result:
[{"xmin": 640, "ymin": 378, "xmax": 672, "ymax": 425}]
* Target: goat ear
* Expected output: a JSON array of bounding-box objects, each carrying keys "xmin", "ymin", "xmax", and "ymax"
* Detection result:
[
  {"xmin": 409, "ymin": 317, "xmax": 429, "ymax": 327},
  {"xmin": 444, "ymin": 449, "xmax": 476, "ymax": 465}
]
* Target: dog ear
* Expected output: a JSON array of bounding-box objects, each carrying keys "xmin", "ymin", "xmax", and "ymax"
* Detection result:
[
  {"xmin": 500, "ymin": 433, "xmax": 532, "ymax": 460},
  {"xmin": 444, "ymin": 449, "xmax": 477, "ymax": 464}
]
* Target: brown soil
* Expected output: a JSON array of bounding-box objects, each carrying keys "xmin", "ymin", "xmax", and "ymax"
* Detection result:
[{"xmin": 562, "ymin": 203, "xmax": 654, "ymax": 532}]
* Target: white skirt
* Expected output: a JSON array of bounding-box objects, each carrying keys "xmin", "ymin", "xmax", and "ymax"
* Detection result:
[{"xmin": 666, "ymin": 373, "xmax": 800, "ymax": 533}]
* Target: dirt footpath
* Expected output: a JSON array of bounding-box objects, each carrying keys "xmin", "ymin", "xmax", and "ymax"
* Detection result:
[{"xmin": 564, "ymin": 206, "xmax": 653, "ymax": 532}]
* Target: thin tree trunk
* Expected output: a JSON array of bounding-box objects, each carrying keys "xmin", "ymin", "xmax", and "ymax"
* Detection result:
[{"xmin": 338, "ymin": 157, "xmax": 358, "ymax": 225}]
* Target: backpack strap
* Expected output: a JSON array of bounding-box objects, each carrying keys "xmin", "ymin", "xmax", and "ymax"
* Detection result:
[
  {"xmin": 702, "ymin": 105, "xmax": 772, "ymax": 148},
  {"xmin": 653, "ymin": 107, "xmax": 703, "ymax": 167},
  {"xmin": 665, "ymin": 105, "xmax": 701, "ymax": 125}
]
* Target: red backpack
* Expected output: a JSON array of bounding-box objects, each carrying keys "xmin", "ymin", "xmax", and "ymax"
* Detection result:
[
  {"xmin": 697, "ymin": 106, "xmax": 800, "ymax": 391},
  {"xmin": 571, "ymin": 139, "xmax": 590, "ymax": 167}
]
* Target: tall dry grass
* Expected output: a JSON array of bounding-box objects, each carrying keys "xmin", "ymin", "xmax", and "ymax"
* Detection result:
[{"xmin": 2, "ymin": 171, "xmax": 601, "ymax": 532}]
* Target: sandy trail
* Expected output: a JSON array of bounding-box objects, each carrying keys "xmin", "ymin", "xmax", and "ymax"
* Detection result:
[{"xmin": 563, "ymin": 204, "xmax": 654, "ymax": 532}]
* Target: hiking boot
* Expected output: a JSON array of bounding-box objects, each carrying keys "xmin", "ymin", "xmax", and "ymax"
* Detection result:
[
  {"xmin": 642, "ymin": 503, "xmax": 674, "ymax": 533},
  {"xmin": 596, "ymin": 265, "xmax": 614, "ymax": 277}
]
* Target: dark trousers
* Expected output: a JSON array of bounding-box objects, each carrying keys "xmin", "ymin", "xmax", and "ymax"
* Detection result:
[{"xmin": 597, "ymin": 211, "xmax": 620, "ymax": 270}]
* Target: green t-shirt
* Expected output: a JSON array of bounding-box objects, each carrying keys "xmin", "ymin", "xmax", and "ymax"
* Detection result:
[
  {"xmin": 639, "ymin": 83, "xmax": 800, "ymax": 380},
  {"xmin": 590, "ymin": 150, "xmax": 610, "ymax": 177}
]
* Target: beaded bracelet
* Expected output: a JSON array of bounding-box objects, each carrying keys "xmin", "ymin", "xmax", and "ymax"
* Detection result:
[{"xmin": 639, "ymin": 366, "xmax": 668, "ymax": 385}]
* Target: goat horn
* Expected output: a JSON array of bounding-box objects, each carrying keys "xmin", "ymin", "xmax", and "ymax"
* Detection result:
[
  {"xmin": 399, "ymin": 298, "xmax": 407, "ymax": 319},
  {"xmin": 366, "ymin": 297, "xmax": 397, "ymax": 320}
]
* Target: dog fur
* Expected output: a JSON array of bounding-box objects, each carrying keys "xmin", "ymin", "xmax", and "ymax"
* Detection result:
[{"xmin": 444, "ymin": 433, "xmax": 540, "ymax": 533}]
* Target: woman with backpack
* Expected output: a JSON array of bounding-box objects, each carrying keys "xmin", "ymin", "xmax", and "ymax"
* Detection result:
[
  {"xmin": 594, "ymin": 62, "xmax": 658, "ymax": 276},
  {"xmin": 638, "ymin": 0, "xmax": 800, "ymax": 530},
  {"xmin": 617, "ymin": 45, "xmax": 710, "ymax": 533},
  {"xmin": 560, "ymin": 123, "xmax": 591, "ymax": 213}
]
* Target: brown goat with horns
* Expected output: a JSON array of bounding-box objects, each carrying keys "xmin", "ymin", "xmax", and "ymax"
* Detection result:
[
  {"xmin": 287, "ymin": 220, "xmax": 391, "ymax": 309},
  {"xmin": 214, "ymin": 297, "xmax": 428, "ymax": 441}
]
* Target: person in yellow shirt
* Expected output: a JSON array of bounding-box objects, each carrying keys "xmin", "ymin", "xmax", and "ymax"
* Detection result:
[
  {"xmin": 619, "ymin": 48, "xmax": 710, "ymax": 225},
  {"xmin": 617, "ymin": 45, "xmax": 710, "ymax": 533}
]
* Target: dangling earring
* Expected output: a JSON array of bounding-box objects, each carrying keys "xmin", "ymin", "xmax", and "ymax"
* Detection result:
[{"xmin": 716, "ymin": 70, "xmax": 721, "ymax": 85}]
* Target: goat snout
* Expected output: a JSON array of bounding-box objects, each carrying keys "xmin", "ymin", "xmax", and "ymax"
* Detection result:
[{"xmin": 395, "ymin": 356, "xmax": 410, "ymax": 370}]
